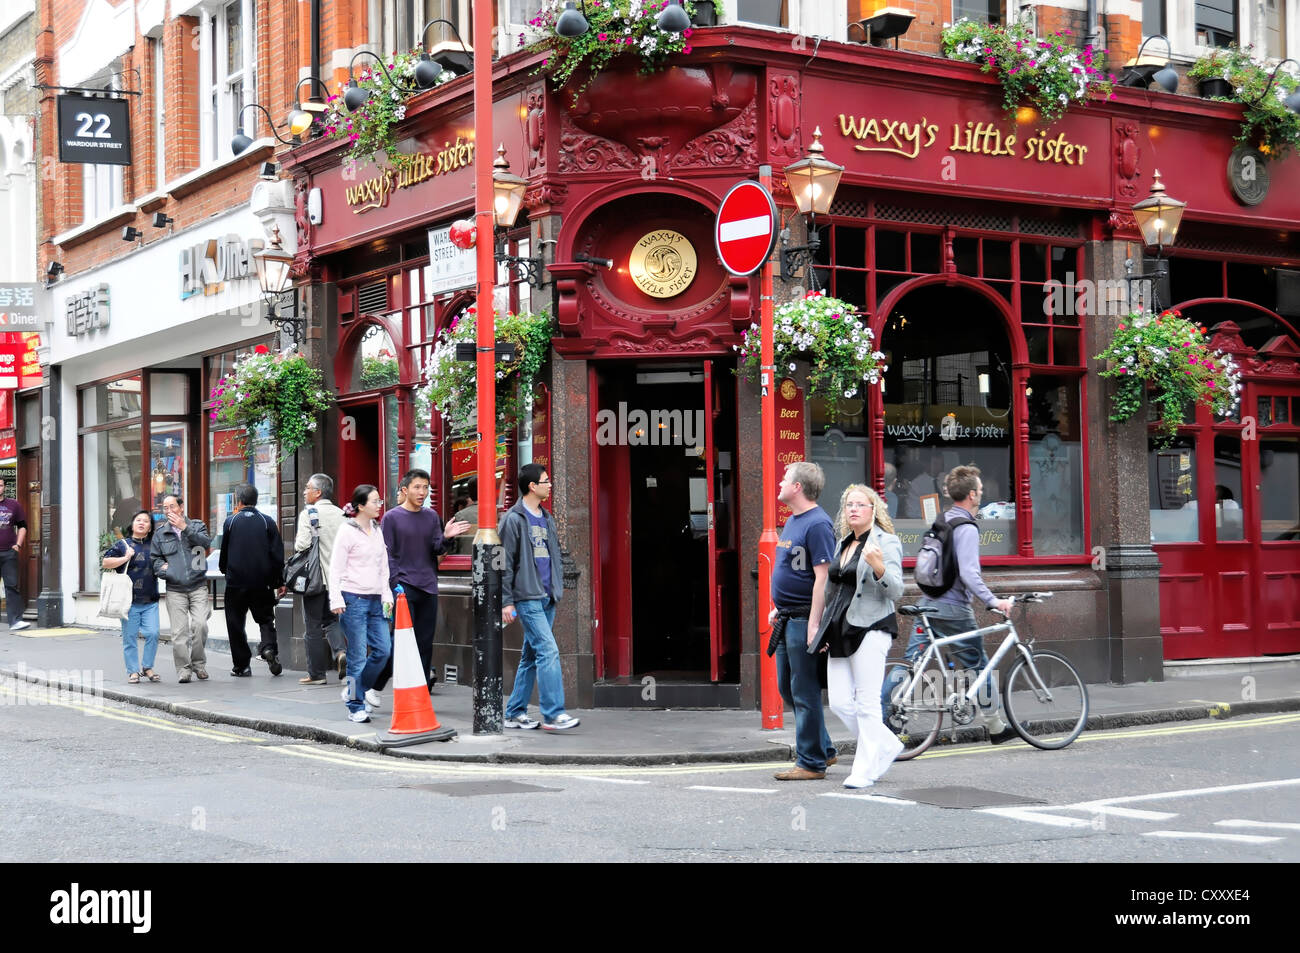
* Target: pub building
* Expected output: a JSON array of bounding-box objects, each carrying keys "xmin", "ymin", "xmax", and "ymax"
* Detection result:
[{"xmin": 281, "ymin": 25, "xmax": 1300, "ymax": 709}]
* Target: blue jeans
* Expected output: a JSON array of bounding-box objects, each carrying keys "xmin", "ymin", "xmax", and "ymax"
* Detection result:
[
  {"xmin": 340, "ymin": 593, "xmax": 391, "ymax": 714},
  {"xmin": 883, "ymin": 604, "xmax": 995, "ymax": 715},
  {"xmin": 775, "ymin": 617, "xmax": 836, "ymax": 772},
  {"xmin": 505, "ymin": 598, "xmax": 566, "ymax": 724},
  {"xmin": 121, "ymin": 602, "xmax": 160, "ymax": 676}
]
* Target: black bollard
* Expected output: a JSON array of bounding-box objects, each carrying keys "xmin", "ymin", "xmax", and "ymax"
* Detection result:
[{"xmin": 472, "ymin": 529, "xmax": 503, "ymax": 734}]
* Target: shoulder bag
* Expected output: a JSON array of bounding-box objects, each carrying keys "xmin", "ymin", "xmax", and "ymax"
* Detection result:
[{"xmin": 284, "ymin": 507, "xmax": 324, "ymax": 596}]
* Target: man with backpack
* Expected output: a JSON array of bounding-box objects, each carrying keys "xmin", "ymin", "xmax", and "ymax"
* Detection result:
[{"xmin": 905, "ymin": 465, "xmax": 1016, "ymax": 743}]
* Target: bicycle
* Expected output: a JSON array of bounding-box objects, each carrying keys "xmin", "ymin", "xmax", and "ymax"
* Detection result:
[{"xmin": 882, "ymin": 592, "xmax": 1089, "ymax": 757}]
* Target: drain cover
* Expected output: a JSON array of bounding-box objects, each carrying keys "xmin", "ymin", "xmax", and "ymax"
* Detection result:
[
  {"xmin": 896, "ymin": 786, "xmax": 1046, "ymax": 809},
  {"xmin": 403, "ymin": 780, "xmax": 562, "ymax": 798}
]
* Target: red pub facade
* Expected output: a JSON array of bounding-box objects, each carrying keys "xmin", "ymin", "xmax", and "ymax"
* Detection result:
[{"xmin": 282, "ymin": 27, "xmax": 1300, "ymax": 709}]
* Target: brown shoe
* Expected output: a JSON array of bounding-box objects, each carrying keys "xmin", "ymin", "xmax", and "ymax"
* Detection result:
[
  {"xmin": 774, "ymin": 766, "xmax": 827, "ymax": 781},
  {"xmin": 827, "ymin": 756, "xmax": 838, "ymax": 767}
]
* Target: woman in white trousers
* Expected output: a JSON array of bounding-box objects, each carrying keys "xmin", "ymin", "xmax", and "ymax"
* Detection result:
[{"xmin": 812, "ymin": 484, "xmax": 905, "ymax": 789}]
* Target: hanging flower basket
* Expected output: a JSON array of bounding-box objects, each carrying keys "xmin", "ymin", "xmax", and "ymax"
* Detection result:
[
  {"xmin": 1188, "ymin": 44, "xmax": 1300, "ymax": 157},
  {"xmin": 209, "ymin": 346, "xmax": 334, "ymax": 463},
  {"xmin": 1095, "ymin": 310, "xmax": 1242, "ymax": 446},
  {"xmin": 415, "ymin": 309, "xmax": 554, "ymax": 435},
  {"xmin": 941, "ymin": 19, "xmax": 1116, "ymax": 125},
  {"xmin": 735, "ymin": 290, "xmax": 887, "ymax": 420},
  {"xmin": 520, "ymin": 0, "xmax": 703, "ymax": 102}
]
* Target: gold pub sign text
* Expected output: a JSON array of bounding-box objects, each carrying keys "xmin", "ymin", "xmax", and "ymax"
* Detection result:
[
  {"xmin": 344, "ymin": 136, "xmax": 476, "ymax": 213},
  {"xmin": 837, "ymin": 115, "xmax": 1089, "ymax": 166},
  {"xmin": 629, "ymin": 230, "xmax": 698, "ymax": 299}
]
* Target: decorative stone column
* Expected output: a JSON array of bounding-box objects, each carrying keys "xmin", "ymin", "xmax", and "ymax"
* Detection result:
[{"xmin": 1085, "ymin": 238, "xmax": 1164, "ymax": 682}]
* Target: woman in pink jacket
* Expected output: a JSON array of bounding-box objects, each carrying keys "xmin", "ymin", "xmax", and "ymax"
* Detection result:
[{"xmin": 329, "ymin": 485, "xmax": 392, "ymax": 723}]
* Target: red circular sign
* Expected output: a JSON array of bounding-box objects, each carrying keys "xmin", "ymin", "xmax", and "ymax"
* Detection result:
[{"xmin": 715, "ymin": 180, "xmax": 777, "ymax": 277}]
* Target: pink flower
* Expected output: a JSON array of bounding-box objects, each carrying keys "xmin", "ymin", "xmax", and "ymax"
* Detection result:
[
  {"xmin": 1008, "ymin": 67, "xmax": 1019, "ymax": 74},
  {"xmin": 1118, "ymin": 367, "xmax": 1128, "ymax": 374},
  {"xmin": 683, "ymin": 28, "xmax": 693, "ymax": 38},
  {"xmin": 598, "ymin": 32, "xmax": 608, "ymax": 41},
  {"xmin": 682, "ymin": 44, "xmax": 692, "ymax": 54},
  {"xmin": 1207, "ymin": 380, "xmax": 1216, "ymax": 388},
  {"xmin": 1188, "ymin": 356, "xmax": 1199, "ymax": 364}
]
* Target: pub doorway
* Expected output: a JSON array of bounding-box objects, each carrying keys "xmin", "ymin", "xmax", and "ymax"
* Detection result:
[{"xmin": 593, "ymin": 359, "xmax": 739, "ymax": 697}]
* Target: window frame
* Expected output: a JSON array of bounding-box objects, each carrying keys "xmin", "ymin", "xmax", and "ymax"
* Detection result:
[{"xmin": 200, "ymin": 0, "xmax": 256, "ymax": 166}]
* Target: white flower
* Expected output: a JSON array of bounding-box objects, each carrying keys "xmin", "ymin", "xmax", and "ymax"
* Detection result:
[{"xmin": 788, "ymin": 362, "xmax": 796, "ymax": 371}]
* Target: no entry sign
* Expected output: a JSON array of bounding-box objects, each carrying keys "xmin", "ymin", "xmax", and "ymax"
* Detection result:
[{"xmin": 715, "ymin": 180, "xmax": 777, "ymax": 277}]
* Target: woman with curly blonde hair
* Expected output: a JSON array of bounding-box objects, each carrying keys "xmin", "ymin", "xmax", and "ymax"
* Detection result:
[{"xmin": 811, "ymin": 483, "xmax": 905, "ymax": 788}]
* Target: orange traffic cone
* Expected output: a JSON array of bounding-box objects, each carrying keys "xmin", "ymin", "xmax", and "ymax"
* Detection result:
[{"xmin": 377, "ymin": 587, "xmax": 457, "ymax": 747}]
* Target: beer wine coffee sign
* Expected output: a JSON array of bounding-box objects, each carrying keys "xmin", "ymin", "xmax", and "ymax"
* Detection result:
[{"xmin": 57, "ymin": 95, "xmax": 132, "ymax": 165}]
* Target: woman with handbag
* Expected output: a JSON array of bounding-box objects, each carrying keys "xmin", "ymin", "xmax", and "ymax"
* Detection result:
[
  {"xmin": 813, "ymin": 484, "xmax": 906, "ymax": 789},
  {"xmin": 102, "ymin": 510, "xmax": 162, "ymax": 684}
]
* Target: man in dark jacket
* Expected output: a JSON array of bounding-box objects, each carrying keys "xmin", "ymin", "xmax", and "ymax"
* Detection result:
[
  {"xmin": 151, "ymin": 495, "xmax": 212, "ymax": 683},
  {"xmin": 218, "ymin": 483, "xmax": 285, "ymax": 678},
  {"xmin": 500, "ymin": 464, "xmax": 579, "ymax": 732}
]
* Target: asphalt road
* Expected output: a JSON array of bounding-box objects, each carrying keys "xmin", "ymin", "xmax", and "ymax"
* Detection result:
[{"xmin": 2, "ymin": 673, "xmax": 1297, "ymax": 866}]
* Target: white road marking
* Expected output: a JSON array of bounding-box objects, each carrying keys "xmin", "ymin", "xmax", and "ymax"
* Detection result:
[
  {"xmin": 687, "ymin": 785, "xmax": 778, "ymax": 794},
  {"xmin": 979, "ymin": 807, "xmax": 1094, "ymax": 828},
  {"xmin": 1215, "ymin": 819, "xmax": 1300, "ymax": 832},
  {"xmin": 1074, "ymin": 777, "xmax": 1300, "ymax": 808},
  {"xmin": 821, "ymin": 793, "xmax": 918, "ymax": 806},
  {"xmin": 1143, "ymin": 831, "xmax": 1281, "ymax": 845},
  {"xmin": 573, "ymin": 775, "xmax": 651, "ymax": 786},
  {"xmin": 1085, "ymin": 806, "xmax": 1179, "ymax": 821},
  {"xmin": 718, "ymin": 214, "xmax": 771, "ymax": 243}
]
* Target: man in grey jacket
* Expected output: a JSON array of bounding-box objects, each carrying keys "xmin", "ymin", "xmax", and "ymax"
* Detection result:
[
  {"xmin": 500, "ymin": 463, "xmax": 579, "ymax": 732},
  {"xmin": 921, "ymin": 466, "xmax": 1016, "ymax": 743},
  {"xmin": 152, "ymin": 495, "xmax": 212, "ymax": 683},
  {"xmin": 294, "ymin": 473, "xmax": 346, "ymax": 685}
]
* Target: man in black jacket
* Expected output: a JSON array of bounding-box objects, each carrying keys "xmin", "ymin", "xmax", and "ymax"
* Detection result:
[
  {"xmin": 218, "ymin": 483, "xmax": 285, "ymax": 677},
  {"xmin": 151, "ymin": 495, "xmax": 212, "ymax": 683}
]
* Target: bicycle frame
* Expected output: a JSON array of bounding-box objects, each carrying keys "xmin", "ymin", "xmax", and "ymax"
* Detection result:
[{"xmin": 896, "ymin": 616, "xmax": 1035, "ymax": 709}]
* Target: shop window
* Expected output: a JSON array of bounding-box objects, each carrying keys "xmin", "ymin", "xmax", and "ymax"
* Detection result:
[
  {"xmin": 831, "ymin": 270, "xmax": 866, "ymax": 310},
  {"xmin": 910, "ymin": 233, "xmax": 941, "ymax": 275},
  {"xmin": 1259, "ymin": 437, "xmax": 1300, "ymax": 541},
  {"xmin": 82, "ymin": 425, "xmax": 143, "ymax": 587},
  {"xmin": 150, "ymin": 373, "xmax": 188, "ymax": 416},
  {"xmin": 1226, "ymin": 263, "xmax": 1277, "ymax": 313},
  {"xmin": 81, "ymin": 375, "xmax": 142, "ymax": 426},
  {"xmin": 982, "ymin": 240, "xmax": 1012, "ymax": 280},
  {"xmin": 835, "ymin": 226, "xmax": 867, "ymax": 270},
  {"xmin": 152, "ymin": 35, "xmax": 166, "ymax": 188},
  {"xmin": 954, "ymin": 237, "xmax": 979, "ymax": 277},
  {"xmin": 1143, "ymin": 0, "xmax": 1167, "ymax": 36},
  {"xmin": 1019, "ymin": 242, "xmax": 1047, "ymax": 284},
  {"xmin": 373, "ymin": 0, "xmax": 472, "ymax": 53},
  {"xmin": 1170, "ymin": 257, "xmax": 1225, "ymax": 304},
  {"xmin": 1214, "ymin": 433, "xmax": 1245, "ymax": 541},
  {"xmin": 19, "ymin": 395, "xmax": 40, "ymax": 450},
  {"xmin": 1149, "ymin": 436, "xmax": 1198, "ymax": 543},
  {"xmin": 1196, "ymin": 0, "xmax": 1238, "ymax": 48},
  {"xmin": 1028, "ymin": 375, "xmax": 1084, "ymax": 554},
  {"xmin": 79, "ymin": 70, "xmax": 123, "ymax": 220},
  {"xmin": 149, "ymin": 424, "xmax": 188, "ymax": 516},
  {"xmin": 952, "ymin": 0, "xmax": 1003, "ymax": 25},
  {"xmin": 1264, "ymin": 0, "xmax": 1287, "ymax": 60},
  {"xmin": 875, "ymin": 230, "xmax": 906, "ymax": 272},
  {"xmin": 353, "ymin": 324, "xmax": 401, "ymax": 390},
  {"xmin": 735, "ymin": 0, "xmax": 788, "ymax": 28}
]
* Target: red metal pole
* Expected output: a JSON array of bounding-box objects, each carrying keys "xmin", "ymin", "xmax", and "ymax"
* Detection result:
[{"xmin": 758, "ymin": 165, "xmax": 782, "ymax": 731}]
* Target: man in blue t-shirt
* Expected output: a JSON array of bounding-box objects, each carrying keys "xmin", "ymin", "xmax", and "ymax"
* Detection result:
[{"xmin": 769, "ymin": 461, "xmax": 838, "ymax": 780}]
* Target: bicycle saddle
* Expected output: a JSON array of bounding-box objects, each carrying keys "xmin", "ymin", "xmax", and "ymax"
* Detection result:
[{"xmin": 897, "ymin": 605, "xmax": 942, "ymax": 616}]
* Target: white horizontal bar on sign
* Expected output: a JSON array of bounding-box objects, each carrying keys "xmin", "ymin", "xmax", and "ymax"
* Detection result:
[
  {"xmin": 718, "ymin": 215, "xmax": 771, "ymax": 243},
  {"xmin": 1142, "ymin": 831, "xmax": 1282, "ymax": 845}
]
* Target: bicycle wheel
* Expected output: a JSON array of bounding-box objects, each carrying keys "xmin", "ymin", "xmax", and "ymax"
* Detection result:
[
  {"xmin": 883, "ymin": 659, "xmax": 945, "ymax": 759},
  {"xmin": 1001, "ymin": 649, "xmax": 1089, "ymax": 750}
]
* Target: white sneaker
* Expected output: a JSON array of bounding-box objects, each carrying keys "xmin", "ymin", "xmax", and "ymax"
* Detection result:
[
  {"xmin": 348, "ymin": 710, "xmax": 371, "ymax": 724},
  {"xmin": 543, "ymin": 713, "xmax": 581, "ymax": 731},
  {"xmin": 365, "ymin": 689, "xmax": 381, "ymax": 710},
  {"xmin": 504, "ymin": 713, "xmax": 541, "ymax": 730},
  {"xmin": 843, "ymin": 776, "xmax": 875, "ymax": 790},
  {"xmin": 9, "ymin": 621, "xmax": 31, "ymax": 631},
  {"xmin": 984, "ymin": 712, "xmax": 1009, "ymax": 736},
  {"xmin": 340, "ymin": 684, "xmax": 350, "ymax": 703}
]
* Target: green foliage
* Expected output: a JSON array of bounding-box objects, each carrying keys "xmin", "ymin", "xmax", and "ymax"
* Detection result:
[
  {"xmin": 415, "ymin": 309, "xmax": 554, "ymax": 435},
  {"xmin": 942, "ymin": 18, "xmax": 1115, "ymax": 125},
  {"xmin": 1095, "ymin": 310, "xmax": 1242, "ymax": 446},
  {"xmin": 520, "ymin": 0, "xmax": 703, "ymax": 102},
  {"xmin": 208, "ymin": 346, "xmax": 333, "ymax": 463},
  {"xmin": 735, "ymin": 291, "xmax": 886, "ymax": 420},
  {"xmin": 360, "ymin": 356, "xmax": 400, "ymax": 389},
  {"xmin": 320, "ymin": 50, "xmax": 458, "ymax": 171},
  {"xmin": 1189, "ymin": 44, "xmax": 1300, "ymax": 157}
]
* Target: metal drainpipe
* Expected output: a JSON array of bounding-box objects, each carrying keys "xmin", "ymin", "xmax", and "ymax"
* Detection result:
[
  {"xmin": 311, "ymin": 0, "xmax": 321, "ymax": 99},
  {"xmin": 1085, "ymin": 0, "xmax": 1099, "ymax": 49}
]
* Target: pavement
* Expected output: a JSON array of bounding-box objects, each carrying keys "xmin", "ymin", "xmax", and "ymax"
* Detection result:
[{"xmin": 3, "ymin": 622, "xmax": 1298, "ymax": 765}]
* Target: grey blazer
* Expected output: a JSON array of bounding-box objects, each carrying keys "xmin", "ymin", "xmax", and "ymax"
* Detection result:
[{"xmin": 841, "ymin": 524, "xmax": 904, "ymax": 629}]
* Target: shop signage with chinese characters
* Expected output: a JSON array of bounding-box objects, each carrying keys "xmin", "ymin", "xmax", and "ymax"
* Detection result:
[
  {"xmin": 65, "ymin": 284, "xmax": 110, "ymax": 336},
  {"xmin": 179, "ymin": 236, "xmax": 265, "ymax": 299},
  {"xmin": 0, "ymin": 284, "xmax": 42, "ymax": 329},
  {"xmin": 344, "ymin": 137, "xmax": 476, "ymax": 214},
  {"xmin": 775, "ymin": 377, "xmax": 805, "ymax": 527}
]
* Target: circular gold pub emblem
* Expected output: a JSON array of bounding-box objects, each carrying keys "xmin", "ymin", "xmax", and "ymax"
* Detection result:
[{"xmin": 629, "ymin": 229, "xmax": 697, "ymax": 299}]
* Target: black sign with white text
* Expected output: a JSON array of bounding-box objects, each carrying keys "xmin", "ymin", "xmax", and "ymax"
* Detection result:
[{"xmin": 57, "ymin": 95, "xmax": 132, "ymax": 165}]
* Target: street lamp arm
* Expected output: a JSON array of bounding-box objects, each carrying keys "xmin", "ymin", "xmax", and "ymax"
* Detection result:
[
  {"xmin": 1248, "ymin": 58, "xmax": 1300, "ymax": 106},
  {"xmin": 347, "ymin": 50, "xmax": 417, "ymax": 93},
  {"xmin": 420, "ymin": 17, "xmax": 470, "ymax": 53},
  {"xmin": 236, "ymin": 102, "xmax": 296, "ymax": 146},
  {"xmin": 292, "ymin": 76, "xmax": 333, "ymax": 102}
]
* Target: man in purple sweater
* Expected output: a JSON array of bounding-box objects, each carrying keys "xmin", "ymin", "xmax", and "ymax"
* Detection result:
[
  {"xmin": 372, "ymin": 469, "xmax": 469, "ymax": 703},
  {"xmin": 914, "ymin": 465, "xmax": 1016, "ymax": 744}
]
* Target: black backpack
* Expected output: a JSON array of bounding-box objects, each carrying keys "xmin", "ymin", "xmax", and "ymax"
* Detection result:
[{"xmin": 913, "ymin": 512, "xmax": 978, "ymax": 598}]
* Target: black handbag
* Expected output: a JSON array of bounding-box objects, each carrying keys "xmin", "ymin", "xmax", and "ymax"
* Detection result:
[{"xmin": 284, "ymin": 507, "xmax": 324, "ymax": 596}]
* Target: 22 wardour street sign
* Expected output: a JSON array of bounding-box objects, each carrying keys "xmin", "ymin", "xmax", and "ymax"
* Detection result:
[{"xmin": 715, "ymin": 180, "xmax": 778, "ymax": 277}]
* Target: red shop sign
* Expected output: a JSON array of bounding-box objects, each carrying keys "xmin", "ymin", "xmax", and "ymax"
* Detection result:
[{"xmin": 774, "ymin": 377, "xmax": 805, "ymax": 527}]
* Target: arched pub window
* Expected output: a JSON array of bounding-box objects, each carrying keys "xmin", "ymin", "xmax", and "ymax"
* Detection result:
[{"xmin": 808, "ymin": 194, "xmax": 1088, "ymax": 560}]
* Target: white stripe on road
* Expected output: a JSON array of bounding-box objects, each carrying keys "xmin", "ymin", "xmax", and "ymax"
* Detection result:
[
  {"xmin": 979, "ymin": 807, "xmax": 1094, "ymax": 828},
  {"xmin": 821, "ymin": 793, "xmax": 918, "ymax": 806},
  {"xmin": 573, "ymin": 775, "xmax": 651, "ymax": 785},
  {"xmin": 718, "ymin": 214, "xmax": 771, "ymax": 243},
  {"xmin": 687, "ymin": 785, "xmax": 778, "ymax": 794},
  {"xmin": 1086, "ymin": 806, "xmax": 1179, "ymax": 820},
  {"xmin": 1215, "ymin": 819, "xmax": 1300, "ymax": 832},
  {"xmin": 1073, "ymin": 777, "xmax": 1300, "ymax": 808},
  {"xmin": 1143, "ymin": 831, "xmax": 1282, "ymax": 845}
]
